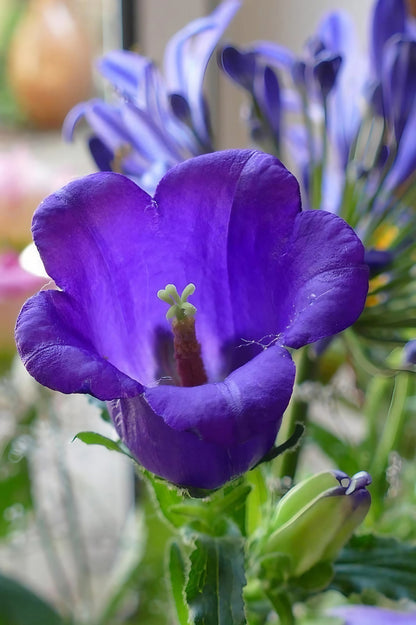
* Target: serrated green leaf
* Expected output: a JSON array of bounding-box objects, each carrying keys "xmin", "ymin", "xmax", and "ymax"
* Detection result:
[
  {"xmin": 169, "ymin": 541, "xmax": 190, "ymax": 625},
  {"xmin": 186, "ymin": 533, "xmax": 246, "ymax": 625},
  {"xmin": 0, "ymin": 574, "xmax": 66, "ymax": 625},
  {"xmin": 73, "ymin": 431, "xmax": 133, "ymax": 458},
  {"xmin": 332, "ymin": 534, "xmax": 416, "ymax": 600}
]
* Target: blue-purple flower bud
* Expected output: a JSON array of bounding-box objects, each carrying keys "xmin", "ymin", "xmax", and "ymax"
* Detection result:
[
  {"xmin": 364, "ymin": 248, "xmax": 393, "ymax": 278},
  {"xmin": 219, "ymin": 45, "xmax": 256, "ymax": 90},
  {"xmin": 313, "ymin": 53, "xmax": 343, "ymax": 99},
  {"xmin": 403, "ymin": 339, "xmax": 416, "ymax": 366}
]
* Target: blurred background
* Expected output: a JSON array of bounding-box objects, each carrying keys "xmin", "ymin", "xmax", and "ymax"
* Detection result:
[{"xmin": 0, "ymin": 1, "xmax": 376, "ymax": 624}]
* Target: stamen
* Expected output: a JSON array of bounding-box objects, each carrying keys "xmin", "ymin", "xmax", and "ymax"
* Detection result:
[{"xmin": 157, "ymin": 283, "xmax": 207, "ymax": 387}]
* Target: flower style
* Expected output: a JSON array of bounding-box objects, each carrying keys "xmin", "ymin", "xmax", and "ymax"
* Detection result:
[
  {"xmin": 64, "ymin": 0, "xmax": 240, "ymax": 193},
  {"xmin": 15, "ymin": 150, "xmax": 368, "ymax": 489}
]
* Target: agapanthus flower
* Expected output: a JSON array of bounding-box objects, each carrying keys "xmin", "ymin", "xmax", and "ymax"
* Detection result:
[
  {"xmin": 64, "ymin": 0, "xmax": 239, "ymax": 193},
  {"xmin": 15, "ymin": 150, "xmax": 368, "ymax": 489},
  {"xmin": 220, "ymin": 0, "xmax": 416, "ymax": 369},
  {"xmin": 331, "ymin": 605, "xmax": 416, "ymax": 625}
]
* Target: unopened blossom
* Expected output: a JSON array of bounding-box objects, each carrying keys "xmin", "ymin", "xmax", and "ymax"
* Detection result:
[
  {"xmin": 15, "ymin": 150, "xmax": 368, "ymax": 489},
  {"xmin": 254, "ymin": 471, "xmax": 371, "ymax": 586}
]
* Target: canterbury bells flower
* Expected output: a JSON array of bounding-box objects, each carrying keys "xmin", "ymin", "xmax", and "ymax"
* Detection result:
[{"xmin": 15, "ymin": 150, "xmax": 368, "ymax": 489}]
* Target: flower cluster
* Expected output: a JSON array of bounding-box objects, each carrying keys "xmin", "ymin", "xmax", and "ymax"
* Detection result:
[
  {"xmin": 220, "ymin": 0, "xmax": 416, "ymax": 368},
  {"xmin": 64, "ymin": 0, "xmax": 240, "ymax": 193}
]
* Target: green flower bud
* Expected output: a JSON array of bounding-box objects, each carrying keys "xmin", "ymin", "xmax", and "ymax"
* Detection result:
[{"xmin": 258, "ymin": 470, "xmax": 371, "ymax": 583}]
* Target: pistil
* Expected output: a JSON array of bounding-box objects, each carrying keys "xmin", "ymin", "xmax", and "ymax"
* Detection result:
[{"xmin": 157, "ymin": 283, "xmax": 208, "ymax": 387}]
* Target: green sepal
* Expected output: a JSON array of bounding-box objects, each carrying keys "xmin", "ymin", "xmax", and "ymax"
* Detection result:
[
  {"xmin": 141, "ymin": 469, "xmax": 189, "ymax": 529},
  {"xmin": 143, "ymin": 470, "xmax": 251, "ymax": 536},
  {"xmin": 253, "ymin": 423, "xmax": 304, "ymax": 468},
  {"xmin": 295, "ymin": 562, "xmax": 335, "ymax": 593},
  {"xmin": 72, "ymin": 431, "xmax": 134, "ymax": 458},
  {"xmin": 258, "ymin": 552, "xmax": 292, "ymax": 592}
]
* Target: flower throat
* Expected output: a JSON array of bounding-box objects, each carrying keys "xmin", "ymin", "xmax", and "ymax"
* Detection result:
[{"xmin": 157, "ymin": 283, "xmax": 207, "ymax": 387}]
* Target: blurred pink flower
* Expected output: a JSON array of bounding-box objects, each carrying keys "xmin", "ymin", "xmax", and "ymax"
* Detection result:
[
  {"xmin": 0, "ymin": 147, "xmax": 68, "ymax": 250},
  {"xmin": 0, "ymin": 251, "xmax": 48, "ymax": 352}
]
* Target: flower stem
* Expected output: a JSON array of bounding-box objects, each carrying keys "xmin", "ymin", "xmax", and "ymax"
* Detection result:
[
  {"xmin": 368, "ymin": 372, "xmax": 410, "ymax": 520},
  {"xmin": 264, "ymin": 589, "xmax": 295, "ymax": 625},
  {"xmin": 277, "ymin": 347, "xmax": 315, "ymax": 481}
]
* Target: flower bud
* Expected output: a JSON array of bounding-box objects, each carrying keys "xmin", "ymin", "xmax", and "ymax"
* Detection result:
[{"xmin": 260, "ymin": 470, "xmax": 371, "ymax": 580}]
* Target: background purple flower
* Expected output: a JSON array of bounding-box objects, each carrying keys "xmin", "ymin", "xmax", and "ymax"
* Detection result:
[
  {"xmin": 331, "ymin": 605, "xmax": 416, "ymax": 624},
  {"xmin": 15, "ymin": 150, "xmax": 368, "ymax": 489},
  {"xmin": 64, "ymin": 0, "xmax": 240, "ymax": 193}
]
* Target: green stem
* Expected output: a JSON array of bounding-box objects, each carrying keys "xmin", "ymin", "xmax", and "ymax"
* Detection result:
[
  {"xmin": 265, "ymin": 590, "xmax": 295, "ymax": 625},
  {"xmin": 367, "ymin": 373, "xmax": 410, "ymax": 523},
  {"xmin": 364, "ymin": 376, "xmax": 394, "ymax": 457},
  {"xmin": 278, "ymin": 348, "xmax": 315, "ymax": 481},
  {"xmin": 369, "ymin": 372, "xmax": 410, "ymax": 483}
]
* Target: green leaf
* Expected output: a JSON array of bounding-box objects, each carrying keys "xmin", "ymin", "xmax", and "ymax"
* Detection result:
[
  {"xmin": 169, "ymin": 541, "xmax": 190, "ymax": 625},
  {"xmin": 332, "ymin": 534, "xmax": 416, "ymax": 600},
  {"xmin": 0, "ymin": 574, "xmax": 66, "ymax": 625},
  {"xmin": 307, "ymin": 423, "xmax": 360, "ymax": 476},
  {"xmin": 185, "ymin": 532, "xmax": 247, "ymax": 625},
  {"xmin": 73, "ymin": 431, "xmax": 133, "ymax": 458}
]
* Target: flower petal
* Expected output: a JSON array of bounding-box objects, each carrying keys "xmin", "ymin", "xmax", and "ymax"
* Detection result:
[
  {"xmin": 107, "ymin": 332, "xmax": 295, "ymax": 489},
  {"xmin": 16, "ymin": 291, "xmax": 143, "ymax": 399},
  {"xmin": 152, "ymin": 149, "xmax": 301, "ymax": 378},
  {"xmin": 164, "ymin": 0, "xmax": 240, "ymax": 143},
  {"xmin": 109, "ymin": 393, "xmax": 281, "ymax": 490},
  {"xmin": 29, "ymin": 172, "xmax": 166, "ymax": 385},
  {"xmin": 371, "ymin": 0, "xmax": 406, "ymax": 77},
  {"xmin": 277, "ymin": 210, "xmax": 369, "ymax": 347},
  {"xmin": 144, "ymin": 345, "xmax": 295, "ymax": 447},
  {"xmin": 97, "ymin": 51, "xmax": 152, "ymax": 100}
]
